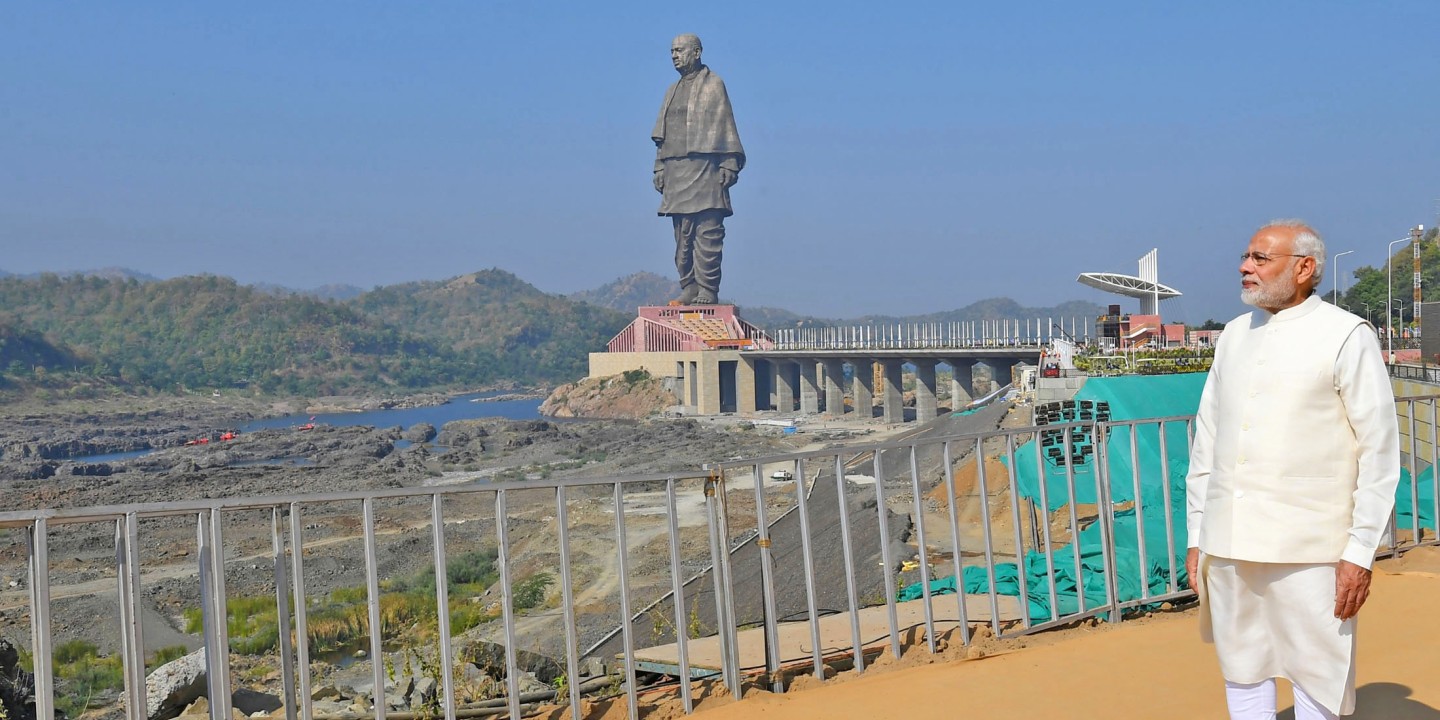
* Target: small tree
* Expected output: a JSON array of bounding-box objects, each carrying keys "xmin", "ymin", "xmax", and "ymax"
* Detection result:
[{"xmin": 512, "ymin": 572, "xmax": 554, "ymax": 610}]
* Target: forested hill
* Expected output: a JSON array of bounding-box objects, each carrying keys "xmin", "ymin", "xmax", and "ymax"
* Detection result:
[
  {"xmin": 0, "ymin": 271, "xmax": 628, "ymax": 396},
  {"xmin": 351, "ymin": 269, "xmax": 628, "ymax": 382}
]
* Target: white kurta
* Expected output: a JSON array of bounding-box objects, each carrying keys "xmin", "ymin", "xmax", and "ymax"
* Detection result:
[{"xmin": 1186, "ymin": 295, "xmax": 1400, "ymax": 717}]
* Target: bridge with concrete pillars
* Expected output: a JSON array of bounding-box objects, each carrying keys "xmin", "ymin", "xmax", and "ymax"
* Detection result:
[
  {"xmin": 592, "ymin": 308, "xmax": 1087, "ymax": 422},
  {"xmin": 729, "ymin": 347, "xmax": 1042, "ymax": 423}
]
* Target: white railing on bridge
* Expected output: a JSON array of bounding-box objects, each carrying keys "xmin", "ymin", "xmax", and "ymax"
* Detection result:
[
  {"xmin": 2, "ymin": 398, "xmax": 1434, "ymax": 720},
  {"xmin": 765, "ymin": 317, "xmax": 1092, "ymax": 351}
]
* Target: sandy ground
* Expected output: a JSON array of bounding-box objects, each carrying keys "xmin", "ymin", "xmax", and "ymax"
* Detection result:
[{"xmin": 669, "ymin": 547, "xmax": 1440, "ymax": 720}]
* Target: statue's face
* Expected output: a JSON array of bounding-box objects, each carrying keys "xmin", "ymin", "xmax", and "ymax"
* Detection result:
[{"xmin": 671, "ymin": 37, "xmax": 701, "ymax": 73}]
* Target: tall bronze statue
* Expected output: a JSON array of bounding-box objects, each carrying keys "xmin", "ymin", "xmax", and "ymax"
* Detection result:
[{"xmin": 653, "ymin": 33, "xmax": 745, "ymax": 305}]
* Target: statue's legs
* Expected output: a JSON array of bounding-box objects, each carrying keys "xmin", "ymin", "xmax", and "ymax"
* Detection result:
[{"xmin": 673, "ymin": 210, "xmax": 725, "ymax": 303}]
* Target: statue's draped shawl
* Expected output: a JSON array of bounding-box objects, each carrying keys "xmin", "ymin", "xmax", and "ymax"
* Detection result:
[{"xmin": 652, "ymin": 66, "xmax": 745, "ymax": 168}]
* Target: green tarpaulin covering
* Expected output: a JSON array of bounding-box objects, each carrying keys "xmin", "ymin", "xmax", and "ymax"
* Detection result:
[
  {"xmin": 902, "ymin": 371, "xmax": 1437, "ymax": 618},
  {"xmin": 901, "ymin": 374, "xmax": 1204, "ymax": 617},
  {"xmin": 1397, "ymin": 465, "xmax": 1438, "ymax": 532},
  {"xmin": 1014, "ymin": 373, "xmax": 1207, "ymax": 511},
  {"xmin": 897, "ymin": 508, "xmax": 1181, "ymax": 619}
]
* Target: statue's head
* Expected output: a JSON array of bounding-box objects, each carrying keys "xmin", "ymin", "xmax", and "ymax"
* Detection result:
[{"xmin": 671, "ymin": 34, "xmax": 703, "ymax": 74}]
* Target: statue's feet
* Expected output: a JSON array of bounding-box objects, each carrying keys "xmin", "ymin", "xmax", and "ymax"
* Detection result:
[
  {"xmin": 674, "ymin": 284, "xmax": 699, "ymax": 304},
  {"xmin": 692, "ymin": 288, "xmax": 718, "ymax": 304}
]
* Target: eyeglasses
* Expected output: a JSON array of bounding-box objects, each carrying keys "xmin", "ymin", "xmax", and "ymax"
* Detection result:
[{"xmin": 1240, "ymin": 252, "xmax": 1309, "ymax": 266}]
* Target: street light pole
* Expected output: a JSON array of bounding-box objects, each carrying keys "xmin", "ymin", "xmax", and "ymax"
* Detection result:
[
  {"xmin": 1392, "ymin": 299, "xmax": 1407, "ymax": 350},
  {"xmin": 1332, "ymin": 250, "xmax": 1354, "ymax": 304},
  {"xmin": 1388, "ymin": 236, "xmax": 1409, "ymax": 361}
]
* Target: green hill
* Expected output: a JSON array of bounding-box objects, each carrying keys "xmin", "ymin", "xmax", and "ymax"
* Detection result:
[
  {"xmin": 0, "ymin": 317, "xmax": 79, "ymax": 382},
  {"xmin": 0, "ymin": 271, "xmax": 628, "ymax": 396},
  {"xmin": 351, "ymin": 269, "xmax": 628, "ymax": 382}
]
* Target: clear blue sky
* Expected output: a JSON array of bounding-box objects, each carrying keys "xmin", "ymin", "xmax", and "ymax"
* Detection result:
[{"xmin": 4, "ymin": 1, "xmax": 1438, "ymax": 322}]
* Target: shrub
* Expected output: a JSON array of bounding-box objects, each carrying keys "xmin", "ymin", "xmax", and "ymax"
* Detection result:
[
  {"xmin": 47, "ymin": 640, "xmax": 124, "ymax": 717},
  {"xmin": 513, "ymin": 572, "xmax": 554, "ymax": 610},
  {"xmin": 149, "ymin": 645, "xmax": 190, "ymax": 669}
]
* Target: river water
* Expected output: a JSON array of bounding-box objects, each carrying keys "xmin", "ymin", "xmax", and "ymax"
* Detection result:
[
  {"xmin": 242, "ymin": 391, "xmax": 543, "ymax": 431},
  {"xmin": 80, "ymin": 391, "xmax": 545, "ymax": 463}
]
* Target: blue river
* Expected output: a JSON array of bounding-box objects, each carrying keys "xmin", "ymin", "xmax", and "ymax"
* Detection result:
[{"xmin": 80, "ymin": 391, "xmax": 544, "ymax": 463}]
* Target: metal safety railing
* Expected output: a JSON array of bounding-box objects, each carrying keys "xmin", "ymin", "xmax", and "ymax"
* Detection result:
[
  {"xmin": 2, "ymin": 400, "xmax": 1436, "ymax": 720},
  {"xmin": 1391, "ymin": 362, "xmax": 1440, "ymax": 384},
  {"xmin": 1390, "ymin": 395, "xmax": 1440, "ymax": 556},
  {"xmin": 766, "ymin": 317, "xmax": 1092, "ymax": 351}
]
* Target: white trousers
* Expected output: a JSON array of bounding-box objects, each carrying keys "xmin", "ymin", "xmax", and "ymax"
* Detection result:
[{"xmin": 1226, "ymin": 679, "xmax": 1338, "ymax": 720}]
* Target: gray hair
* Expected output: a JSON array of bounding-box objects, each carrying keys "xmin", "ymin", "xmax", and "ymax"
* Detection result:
[{"xmin": 1267, "ymin": 218, "xmax": 1326, "ymax": 290}]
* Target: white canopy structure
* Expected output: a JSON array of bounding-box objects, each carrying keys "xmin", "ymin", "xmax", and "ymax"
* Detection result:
[{"xmin": 1077, "ymin": 249, "xmax": 1182, "ymax": 315}]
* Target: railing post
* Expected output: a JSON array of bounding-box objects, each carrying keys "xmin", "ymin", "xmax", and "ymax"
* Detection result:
[
  {"xmin": 1093, "ymin": 425, "xmax": 1124, "ymax": 624},
  {"xmin": 271, "ymin": 507, "xmax": 298, "ymax": 720},
  {"xmin": 555, "ymin": 486, "xmax": 584, "ymax": 718},
  {"xmin": 663, "ymin": 479, "xmax": 694, "ymax": 713},
  {"xmin": 360, "ymin": 498, "xmax": 386, "ymax": 720},
  {"xmin": 748, "ymin": 463, "xmax": 784, "ymax": 693},
  {"xmin": 27, "ymin": 519, "xmax": 56, "ymax": 720},
  {"xmin": 116, "ymin": 513, "xmax": 149, "ymax": 720},
  {"xmin": 199, "ymin": 509, "xmax": 234, "ymax": 720},
  {"xmin": 832, "ymin": 454, "xmax": 867, "ymax": 671},
  {"xmin": 288, "ymin": 504, "xmax": 314, "ymax": 720},
  {"xmin": 425, "ymin": 494, "xmax": 456, "ymax": 720},
  {"xmin": 702, "ymin": 470, "xmax": 741, "ymax": 697},
  {"xmin": 610, "ymin": 483, "xmax": 640, "ymax": 720},
  {"xmin": 872, "ymin": 448, "xmax": 903, "ymax": 657}
]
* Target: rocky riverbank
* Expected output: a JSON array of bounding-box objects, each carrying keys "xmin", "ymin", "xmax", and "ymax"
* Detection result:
[{"xmin": 538, "ymin": 372, "xmax": 676, "ymax": 420}]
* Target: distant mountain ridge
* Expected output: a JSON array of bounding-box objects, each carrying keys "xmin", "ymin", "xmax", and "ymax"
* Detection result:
[
  {"xmin": 0, "ymin": 269, "xmax": 627, "ymax": 395},
  {"xmin": 565, "ymin": 271, "xmax": 1105, "ymax": 330},
  {"xmin": 1, "ymin": 263, "xmax": 1106, "ymax": 397},
  {"xmin": 567, "ymin": 271, "xmax": 679, "ymax": 311},
  {"xmin": 0, "ymin": 267, "xmax": 369, "ymax": 301},
  {"xmin": 252, "ymin": 282, "xmax": 367, "ymax": 301},
  {"xmin": 0, "ymin": 267, "xmax": 161, "ymax": 282}
]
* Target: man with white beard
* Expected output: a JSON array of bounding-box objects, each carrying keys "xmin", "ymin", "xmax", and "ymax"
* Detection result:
[{"xmin": 1184, "ymin": 220, "xmax": 1399, "ymax": 718}]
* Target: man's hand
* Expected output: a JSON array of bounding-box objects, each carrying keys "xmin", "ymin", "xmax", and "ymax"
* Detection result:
[
  {"xmin": 653, "ymin": 171, "xmax": 665, "ymax": 193},
  {"xmin": 1334, "ymin": 560, "xmax": 1372, "ymax": 620},
  {"xmin": 1186, "ymin": 547, "xmax": 1200, "ymax": 593},
  {"xmin": 719, "ymin": 168, "xmax": 737, "ymax": 189}
]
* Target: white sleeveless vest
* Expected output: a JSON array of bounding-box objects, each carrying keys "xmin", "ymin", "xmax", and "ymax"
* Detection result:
[{"xmin": 1197, "ymin": 297, "xmax": 1367, "ymax": 563}]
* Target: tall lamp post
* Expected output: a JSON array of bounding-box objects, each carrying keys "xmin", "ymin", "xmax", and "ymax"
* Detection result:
[
  {"xmin": 1387, "ymin": 236, "xmax": 1409, "ymax": 361},
  {"xmin": 1331, "ymin": 250, "xmax": 1354, "ymax": 304},
  {"xmin": 1389, "ymin": 298, "xmax": 1407, "ymax": 360}
]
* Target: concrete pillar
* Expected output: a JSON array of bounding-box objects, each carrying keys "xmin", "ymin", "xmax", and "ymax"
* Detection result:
[
  {"xmin": 695, "ymin": 357, "xmax": 721, "ymax": 416},
  {"xmin": 773, "ymin": 360, "xmax": 796, "ymax": 412},
  {"xmin": 676, "ymin": 361, "xmax": 689, "ymax": 407},
  {"xmin": 823, "ymin": 359, "xmax": 847, "ymax": 416},
  {"xmin": 852, "ymin": 359, "xmax": 875, "ymax": 418},
  {"xmin": 737, "ymin": 357, "xmax": 757, "ymax": 414},
  {"xmin": 913, "ymin": 359, "xmax": 937, "ymax": 421},
  {"xmin": 689, "ymin": 361, "xmax": 701, "ymax": 410},
  {"xmin": 948, "ymin": 359, "xmax": 976, "ymax": 408},
  {"xmin": 990, "ymin": 359, "xmax": 1017, "ymax": 392},
  {"xmin": 798, "ymin": 361, "xmax": 821, "ymax": 414},
  {"xmin": 882, "ymin": 360, "xmax": 905, "ymax": 424}
]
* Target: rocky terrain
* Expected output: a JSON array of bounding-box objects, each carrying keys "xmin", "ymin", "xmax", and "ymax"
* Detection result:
[
  {"xmin": 0, "ymin": 383, "xmax": 1020, "ymax": 720},
  {"xmin": 0, "ymin": 391, "xmax": 833, "ymax": 718},
  {"xmin": 538, "ymin": 373, "xmax": 678, "ymax": 420}
]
